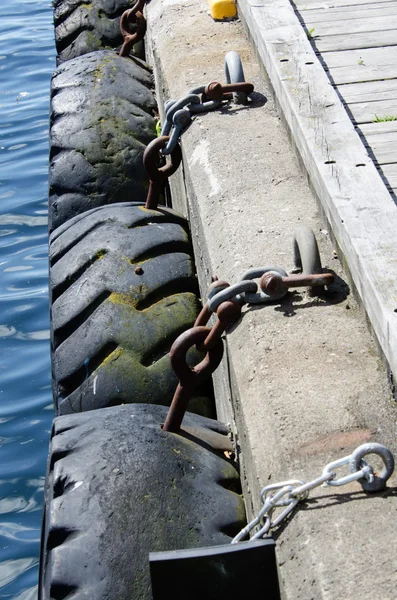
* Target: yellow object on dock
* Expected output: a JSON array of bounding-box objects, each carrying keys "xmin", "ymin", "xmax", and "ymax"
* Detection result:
[{"xmin": 207, "ymin": 0, "xmax": 236, "ymax": 20}]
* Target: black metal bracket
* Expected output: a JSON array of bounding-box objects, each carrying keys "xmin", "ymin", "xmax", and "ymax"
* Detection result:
[{"xmin": 149, "ymin": 538, "xmax": 281, "ymax": 599}]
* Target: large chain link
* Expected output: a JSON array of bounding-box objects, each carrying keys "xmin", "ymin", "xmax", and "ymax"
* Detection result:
[
  {"xmin": 232, "ymin": 442, "xmax": 395, "ymax": 543},
  {"xmin": 161, "ymin": 80, "xmax": 253, "ymax": 156}
]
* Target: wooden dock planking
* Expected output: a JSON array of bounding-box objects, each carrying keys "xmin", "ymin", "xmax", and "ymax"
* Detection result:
[
  {"xmin": 303, "ymin": 14, "xmax": 397, "ymax": 35},
  {"xmin": 381, "ymin": 163, "xmax": 397, "ymax": 189},
  {"xmin": 360, "ymin": 131, "xmax": 397, "ymax": 164},
  {"xmin": 329, "ymin": 64, "xmax": 397, "ymax": 84},
  {"xmin": 360, "ymin": 120, "xmax": 397, "ymax": 134},
  {"xmin": 313, "ymin": 29, "xmax": 397, "ymax": 52},
  {"xmin": 295, "ymin": 0, "xmax": 397, "ymax": 170},
  {"xmin": 302, "ymin": 3, "xmax": 397, "ymax": 23},
  {"xmin": 324, "ymin": 46, "xmax": 397, "ymax": 68},
  {"xmin": 348, "ymin": 99, "xmax": 397, "ymax": 124},
  {"xmin": 293, "ymin": 0, "xmax": 396, "ymax": 9},
  {"xmin": 323, "ymin": 46, "xmax": 397, "ymax": 84},
  {"xmin": 341, "ymin": 79, "xmax": 397, "ymax": 104}
]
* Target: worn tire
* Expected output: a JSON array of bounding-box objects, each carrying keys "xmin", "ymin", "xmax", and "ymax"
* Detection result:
[
  {"xmin": 49, "ymin": 50, "xmax": 156, "ymax": 232},
  {"xmin": 50, "ymin": 202, "xmax": 212, "ymax": 416},
  {"xmin": 53, "ymin": 0, "xmax": 140, "ymax": 63},
  {"xmin": 39, "ymin": 404, "xmax": 246, "ymax": 600}
]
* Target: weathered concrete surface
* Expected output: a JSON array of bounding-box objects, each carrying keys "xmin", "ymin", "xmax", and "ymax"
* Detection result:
[
  {"xmin": 236, "ymin": 0, "xmax": 397, "ymax": 389},
  {"xmin": 145, "ymin": 2, "xmax": 397, "ymax": 598}
]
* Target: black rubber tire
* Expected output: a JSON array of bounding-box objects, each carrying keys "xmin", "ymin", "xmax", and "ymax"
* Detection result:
[
  {"xmin": 53, "ymin": 0, "xmax": 140, "ymax": 64},
  {"xmin": 39, "ymin": 404, "xmax": 246, "ymax": 600},
  {"xmin": 49, "ymin": 50, "xmax": 156, "ymax": 232},
  {"xmin": 50, "ymin": 202, "xmax": 212, "ymax": 417}
]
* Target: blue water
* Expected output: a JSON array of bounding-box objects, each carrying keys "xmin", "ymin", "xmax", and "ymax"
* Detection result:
[{"xmin": 0, "ymin": 1, "xmax": 55, "ymax": 597}]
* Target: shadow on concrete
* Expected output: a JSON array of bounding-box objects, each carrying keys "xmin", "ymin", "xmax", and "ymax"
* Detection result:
[
  {"xmin": 216, "ymin": 91, "xmax": 268, "ymax": 114},
  {"xmin": 241, "ymin": 269, "xmax": 349, "ymax": 318},
  {"xmin": 271, "ymin": 486, "xmax": 397, "ymax": 539}
]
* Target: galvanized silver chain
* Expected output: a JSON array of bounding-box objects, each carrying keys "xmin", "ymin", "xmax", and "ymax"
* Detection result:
[
  {"xmin": 161, "ymin": 52, "xmax": 250, "ymax": 155},
  {"xmin": 232, "ymin": 443, "xmax": 394, "ymax": 544},
  {"xmin": 160, "ymin": 88, "xmax": 225, "ymax": 156}
]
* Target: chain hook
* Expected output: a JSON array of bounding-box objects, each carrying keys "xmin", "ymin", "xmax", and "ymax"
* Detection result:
[
  {"xmin": 163, "ymin": 300, "xmax": 242, "ymax": 433},
  {"xmin": 143, "ymin": 136, "xmax": 182, "ymax": 210},
  {"xmin": 119, "ymin": 4, "xmax": 147, "ymax": 58},
  {"xmin": 162, "ymin": 327, "xmax": 224, "ymax": 433}
]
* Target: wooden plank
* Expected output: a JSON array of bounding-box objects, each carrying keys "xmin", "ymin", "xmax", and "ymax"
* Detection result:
[
  {"xmin": 360, "ymin": 120, "xmax": 397, "ymax": 134},
  {"xmin": 293, "ymin": 0, "xmax": 395, "ymax": 9},
  {"xmin": 340, "ymin": 79, "xmax": 397, "ymax": 103},
  {"xmin": 361, "ymin": 131, "xmax": 397, "ymax": 164},
  {"xmin": 324, "ymin": 46, "xmax": 397, "ymax": 68},
  {"xmin": 366, "ymin": 130, "xmax": 397, "ymax": 144},
  {"xmin": 304, "ymin": 14, "xmax": 397, "ymax": 35},
  {"xmin": 313, "ymin": 30, "xmax": 397, "ymax": 52},
  {"xmin": 348, "ymin": 99, "xmax": 397, "ymax": 123},
  {"xmin": 301, "ymin": 3, "xmax": 397, "ymax": 23},
  {"xmin": 301, "ymin": 0, "xmax": 397, "ymax": 11},
  {"xmin": 239, "ymin": 0, "xmax": 397, "ymax": 387},
  {"xmin": 325, "ymin": 47, "xmax": 397, "ymax": 83},
  {"xmin": 330, "ymin": 64, "xmax": 397, "ymax": 84},
  {"xmin": 381, "ymin": 162, "xmax": 397, "ymax": 185}
]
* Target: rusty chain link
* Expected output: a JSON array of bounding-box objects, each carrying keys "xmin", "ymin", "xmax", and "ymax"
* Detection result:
[
  {"xmin": 143, "ymin": 80, "xmax": 254, "ymax": 207},
  {"xmin": 162, "ymin": 300, "xmax": 242, "ymax": 433},
  {"xmin": 161, "ymin": 79, "xmax": 254, "ymax": 155},
  {"xmin": 143, "ymin": 136, "xmax": 182, "ymax": 210},
  {"xmin": 119, "ymin": 0, "xmax": 147, "ymax": 58}
]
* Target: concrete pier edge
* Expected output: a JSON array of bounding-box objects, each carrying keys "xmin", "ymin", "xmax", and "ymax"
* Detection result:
[{"xmin": 145, "ymin": 1, "xmax": 397, "ymax": 597}]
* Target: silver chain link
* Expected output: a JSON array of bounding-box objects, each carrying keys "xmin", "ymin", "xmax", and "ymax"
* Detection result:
[
  {"xmin": 205, "ymin": 266, "xmax": 289, "ymax": 314},
  {"xmin": 232, "ymin": 442, "xmax": 395, "ymax": 544},
  {"xmin": 160, "ymin": 89, "xmax": 223, "ymax": 156}
]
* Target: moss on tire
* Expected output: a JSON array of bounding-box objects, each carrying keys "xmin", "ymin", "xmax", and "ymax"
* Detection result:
[{"xmin": 50, "ymin": 203, "xmax": 213, "ymax": 417}]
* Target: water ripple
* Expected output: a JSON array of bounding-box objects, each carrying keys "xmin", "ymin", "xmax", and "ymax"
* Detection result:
[{"xmin": 0, "ymin": 0, "xmax": 55, "ymax": 597}]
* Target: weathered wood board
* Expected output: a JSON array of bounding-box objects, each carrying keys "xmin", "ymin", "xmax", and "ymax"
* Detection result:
[
  {"xmin": 303, "ymin": 14, "xmax": 397, "ymax": 35},
  {"xmin": 302, "ymin": 2, "xmax": 397, "ymax": 22},
  {"xmin": 359, "ymin": 131, "xmax": 397, "ymax": 164},
  {"xmin": 381, "ymin": 163, "xmax": 397, "ymax": 188},
  {"xmin": 327, "ymin": 64, "xmax": 397, "ymax": 85},
  {"xmin": 293, "ymin": 0, "xmax": 396, "ymax": 9},
  {"xmin": 348, "ymin": 100, "xmax": 397, "ymax": 124},
  {"xmin": 341, "ymin": 80, "xmax": 397, "ymax": 104},
  {"xmin": 313, "ymin": 29, "xmax": 397, "ymax": 52},
  {"xmin": 360, "ymin": 120, "xmax": 397, "ymax": 134},
  {"xmin": 324, "ymin": 46, "xmax": 397, "ymax": 68},
  {"xmin": 238, "ymin": 0, "xmax": 397, "ymax": 386}
]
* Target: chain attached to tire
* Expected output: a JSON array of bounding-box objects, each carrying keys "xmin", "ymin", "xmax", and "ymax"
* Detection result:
[
  {"xmin": 143, "ymin": 136, "xmax": 182, "ymax": 209},
  {"xmin": 162, "ymin": 299, "xmax": 242, "ymax": 433},
  {"xmin": 163, "ymin": 228, "xmax": 334, "ymax": 431},
  {"xmin": 119, "ymin": 0, "xmax": 147, "ymax": 58},
  {"xmin": 143, "ymin": 71, "xmax": 254, "ymax": 209},
  {"xmin": 232, "ymin": 443, "xmax": 395, "ymax": 543}
]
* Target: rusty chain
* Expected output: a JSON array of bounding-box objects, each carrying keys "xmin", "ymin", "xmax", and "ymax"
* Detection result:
[
  {"xmin": 161, "ymin": 80, "xmax": 254, "ymax": 156},
  {"xmin": 143, "ymin": 136, "xmax": 182, "ymax": 210},
  {"xmin": 119, "ymin": 0, "xmax": 147, "ymax": 58},
  {"xmin": 163, "ymin": 228, "xmax": 335, "ymax": 432},
  {"xmin": 162, "ymin": 299, "xmax": 242, "ymax": 433},
  {"xmin": 143, "ymin": 78, "xmax": 254, "ymax": 209}
]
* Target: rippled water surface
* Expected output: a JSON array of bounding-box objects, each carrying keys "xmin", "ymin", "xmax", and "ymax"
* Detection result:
[{"xmin": 0, "ymin": 1, "xmax": 55, "ymax": 597}]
